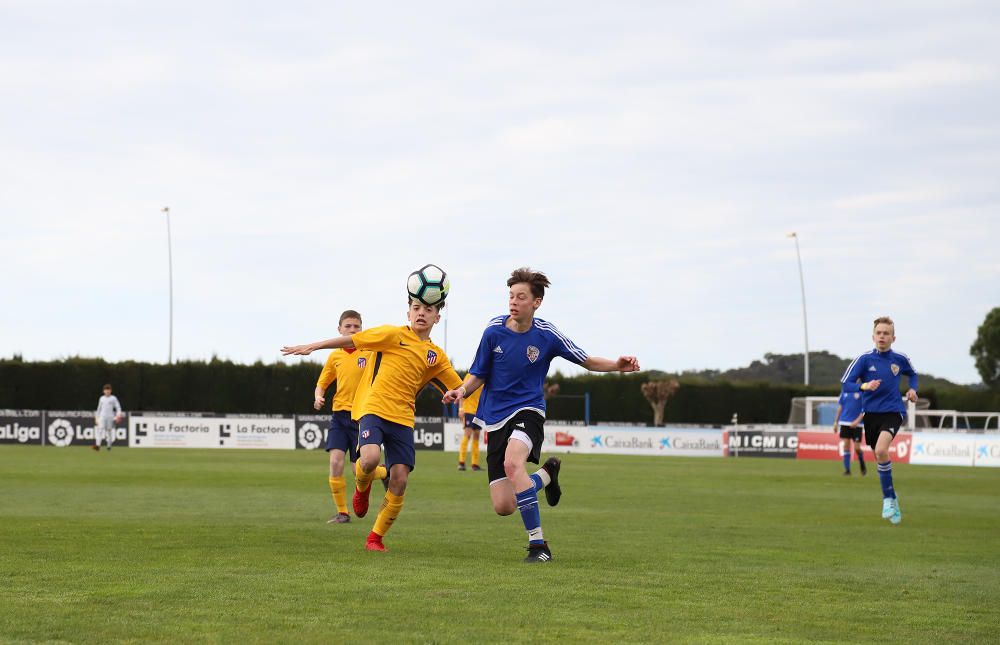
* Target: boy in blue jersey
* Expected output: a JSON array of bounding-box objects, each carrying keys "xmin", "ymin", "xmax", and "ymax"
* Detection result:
[
  {"xmin": 443, "ymin": 268, "xmax": 639, "ymax": 563},
  {"xmin": 840, "ymin": 317, "xmax": 918, "ymax": 525},
  {"xmin": 832, "ymin": 386, "xmax": 866, "ymax": 476}
]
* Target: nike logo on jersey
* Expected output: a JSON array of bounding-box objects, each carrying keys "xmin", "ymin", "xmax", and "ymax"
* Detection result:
[
  {"xmin": 515, "ymin": 422, "xmax": 525, "ymax": 428},
  {"xmin": 493, "ymin": 346, "xmax": 503, "ymax": 354},
  {"xmin": 399, "ymin": 342, "xmax": 409, "ymax": 346}
]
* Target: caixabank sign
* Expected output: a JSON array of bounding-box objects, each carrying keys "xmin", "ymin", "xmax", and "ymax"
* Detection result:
[{"xmin": 0, "ymin": 410, "xmax": 43, "ymax": 445}]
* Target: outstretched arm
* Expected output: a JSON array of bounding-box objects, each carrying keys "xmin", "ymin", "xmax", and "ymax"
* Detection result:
[
  {"xmin": 581, "ymin": 356, "xmax": 640, "ymax": 373},
  {"xmin": 281, "ymin": 336, "xmax": 355, "ymax": 356},
  {"xmin": 442, "ymin": 375, "xmax": 485, "ymax": 404}
]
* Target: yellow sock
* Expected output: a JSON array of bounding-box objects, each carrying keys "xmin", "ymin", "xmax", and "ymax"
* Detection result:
[
  {"xmin": 374, "ymin": 464, "xmax": 388, "ymax": 482},
  {"xmin": 470, "ymin": 437, "xmax": 480, "ymax": 467},
  {"xmin": 328, "ymin": 476, "xmax": 348, "ymax": 514},
  {"xmin": 459, "ymin": 436, "xmax": 469, "ymax": 464},
  {"xmin": 354, "ymin": 461, "xmax": 374, "ymax": 492},
  {"xmin": 372, "ymin": 491, "xmax": 405, "ymax": 537}
]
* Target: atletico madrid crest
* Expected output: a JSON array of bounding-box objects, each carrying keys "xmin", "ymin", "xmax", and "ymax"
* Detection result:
[
  {"xmin": 357, "ymin": 357, "xmax": 367, "ymax": 369},
  {"xmin": 426, "ymin": 350, "xmax": 437, "ymax": 366}
]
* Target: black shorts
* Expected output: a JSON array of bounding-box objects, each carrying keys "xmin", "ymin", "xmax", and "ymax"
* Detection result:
[
  {"xmin": 838, "ymin": 425, "xmax": 863, "ymax": 441},
  {"xmin": 863, "ymin": 412, "xmax": 903, "ymax": 449},
  {"xmin": 486, "ymin": 410, "xmax": 545, "ymax": 483}
]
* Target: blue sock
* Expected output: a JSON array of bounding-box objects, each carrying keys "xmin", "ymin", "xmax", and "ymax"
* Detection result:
[
  {"xmin": 842, "ymin": 452, "xmax": 851, "ymax": 472},
  {"xmin": 515, "ymin": 487, "xmax": 544, "ymax": 545},
  {"xmin": 877, "ymin": 461, "xmax": 896, "ymax": 499},
  {"xmin": 530, "ymin": 472, "xmax": 544, "ymax": 493}
]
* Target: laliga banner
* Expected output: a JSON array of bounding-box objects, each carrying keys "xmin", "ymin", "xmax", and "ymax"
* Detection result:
[
  {"xmin": 413, "ymin": 417, "xmax": 444, "ymax": 451},
  {"xmin": 0, "ymin": 410, "xmax": 43, "ymax": 445},
  {"xmin": 46, "ymin": 410, "xmax": 129, "ymax": 448},
  {"xmin": 293, "ymin": 416, "xmax": 446, "ymax": 450},
  {"xmin": 295, "ymin": 414, "xmax": 330, "ymax": 450}
]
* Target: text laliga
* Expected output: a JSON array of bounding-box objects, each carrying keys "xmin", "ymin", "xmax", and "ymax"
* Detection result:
[
  {"xmin": 413, "ymin": 428, "xmax": 442, "ymax": 447},
  {"xmin": 0, "ymin": 423, "xmax": 41, "ymax": 442}
]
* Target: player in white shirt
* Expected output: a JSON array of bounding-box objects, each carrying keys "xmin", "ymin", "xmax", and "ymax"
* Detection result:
[{"xmin": 94, "ymin": 384, "xmax": 123, "ymax": 451}]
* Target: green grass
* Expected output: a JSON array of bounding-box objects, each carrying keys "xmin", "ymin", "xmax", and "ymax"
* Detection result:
[{"xmin": 1, "ymin": 447, "xmax": 999, "ymax": 644}]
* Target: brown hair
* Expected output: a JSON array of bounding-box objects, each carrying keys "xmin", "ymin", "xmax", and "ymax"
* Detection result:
[
  {"xmin": 406, "ymin": 297, "xmax": 445, "ymax": 311},
  {"xmin": 507, "ymin": 267, "xmax": 551, "ymax": 299},
  {"xmin": 873, "ymin": 316, "xmax": 894, "ymax": 330},
  {"xmin": 339, "ymin": 310, "xmax": 362, "ymax": 325},
  {"xmin": 103, "ymin": 384, "xmax": 112, "ymax": 390}
]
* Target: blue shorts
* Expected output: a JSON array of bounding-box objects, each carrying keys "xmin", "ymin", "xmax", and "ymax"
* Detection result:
[
  {"xmin": 358, "ymin": 414, "xmax": 415, "ymax": 471},
  {"xmin": 325, "ymin": 411, "xmax": 360, "ymax": 462},
  {"xmin": 463, "ymin": 413, "xmax": 482, "ymax": 430}
]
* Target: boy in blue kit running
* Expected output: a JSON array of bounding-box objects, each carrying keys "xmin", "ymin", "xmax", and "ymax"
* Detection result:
[
  {"xmin": 443, "ymin": 268, "xmax": 639, "ymax": 562},
  {"xmin": 840, "ymin": 316, "xmax": 918, "ymax": 525},
  {"xmin": 832, "ymin": 386, "xmax": 866, "ymax": 476}
]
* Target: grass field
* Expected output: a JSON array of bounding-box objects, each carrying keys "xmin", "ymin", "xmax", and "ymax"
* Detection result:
[{"xmin": 1, "ymin": 446, "xmax": 999, "ymax": 644}]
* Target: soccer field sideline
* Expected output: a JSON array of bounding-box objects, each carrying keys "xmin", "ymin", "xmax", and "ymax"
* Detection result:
[{"xmin": 1, "ymin": 446, "xmax": 998, "ymax": 643}]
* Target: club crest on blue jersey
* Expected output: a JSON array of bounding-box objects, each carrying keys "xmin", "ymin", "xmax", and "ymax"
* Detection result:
[
  {"xmin": 526, "ymin": 345, "xmax": 540, "ymax": 363},
  {"xmin": 891, "ymin": 364, "xmax": 900, "ymax": 376},
  {"xmin": 426, "ymin": 350, "xmax": 437, "ymax": 366},
  {"xmin": 853, "ymin": 392, "xmax": 860, "ymax": 399},
  {"xmin": 357, "ymin": 357, "xmax": 367, "ymax": 369}
]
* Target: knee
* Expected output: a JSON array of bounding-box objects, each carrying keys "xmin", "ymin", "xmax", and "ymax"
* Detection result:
[
  {"xmin": 875, "ymin": 449, "xmax": 890, "ymax": 462},
  {"xmin": 493, "ymin": 500, "xmax": 515, "ymax": 516},
  {"xmin": 502, "ymin": 459, "xmax": 524, "ymax": 480}
]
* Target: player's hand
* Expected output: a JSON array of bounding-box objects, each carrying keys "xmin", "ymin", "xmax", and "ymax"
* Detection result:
[
  {"xmin": 617, "ymin": 356, "xmax": 640, "ymax": 372},
  {"xmin": 849, "ymin": 421, "xmax": 859, "ymax": 428},
  {"xmin": 442, "ymin": 389, "xmax": 462, "ymax": 404},
  {"xmin": 864, "ymin": 379, "xmax": 882, "ymax": 392},
  {"xmin": 313, "ymin": 396, "xmax": 325, "ymax": 410},
  {"xmin": 281, "ymin": 344, "xmax": 315, "ymax": 356},
  {"xmin": 114, "ymin": 414, "xmax": 122, "ymax": 424},
  {"xmin": 832, "ymin": 425, "xmax": 837, "ymax": 434},
  {"xmin": 905, "ymin": 389, "xmax": 918, "ymax": 402}
]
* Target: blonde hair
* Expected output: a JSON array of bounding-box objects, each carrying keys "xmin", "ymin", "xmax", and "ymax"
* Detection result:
[{"xmin": 873, "ymin": 316, "xmax": 894, "ymax": 330}]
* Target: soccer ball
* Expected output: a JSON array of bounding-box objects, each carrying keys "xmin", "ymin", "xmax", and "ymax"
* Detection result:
[{"xmin": 407, "ymin": 264, "xmax": 451, "ymax": 306}]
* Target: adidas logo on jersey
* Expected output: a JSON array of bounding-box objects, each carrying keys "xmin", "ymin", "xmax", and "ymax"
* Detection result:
[{"xmin": 493, "ymin": 346, "xmax": 504, "ymax": 354}]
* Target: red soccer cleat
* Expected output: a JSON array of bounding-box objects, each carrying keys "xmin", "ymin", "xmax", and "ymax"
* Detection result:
[
  {"xmin": 353, "ymin": 485, "xmax": 372, "ymax": 518},
  {"xmin": 365, "ymin": 532, "xmax": 386, "ymax": 552}
]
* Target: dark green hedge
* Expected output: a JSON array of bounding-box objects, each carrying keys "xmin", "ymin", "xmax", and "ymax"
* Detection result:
[{"xmin": 2, "ymin": 358, "xmax": 996, "ymax": 424}]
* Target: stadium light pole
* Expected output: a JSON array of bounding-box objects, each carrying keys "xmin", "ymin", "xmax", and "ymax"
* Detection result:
[
  {"xmin": 161, "ymin": 207, "xmax": 174, "ymax": 364},
  {"xmin": 787, "ymin": 232, "xmax": 809, "ymax": 386}
]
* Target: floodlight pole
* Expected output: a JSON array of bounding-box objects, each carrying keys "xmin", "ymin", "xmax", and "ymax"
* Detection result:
[
  {"xmin": 162, "ymin": 207, "xmax": 174, "ymax": 364},
  {"xmin": 788, "ymin": 232, "xmax": 810, "ymax": 386}
]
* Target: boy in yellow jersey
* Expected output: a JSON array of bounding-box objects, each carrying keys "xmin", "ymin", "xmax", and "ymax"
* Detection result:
[
  {"xmin": 313, "ymin": 310, "xmax": 388, "ymax": 524},
  {"xmin": 282, "ymin": 298, "xmax": 463, "ymax": 552},
  {"xmin": 457, "ymin": 386, "xmax": 482, "ymax": 471}
]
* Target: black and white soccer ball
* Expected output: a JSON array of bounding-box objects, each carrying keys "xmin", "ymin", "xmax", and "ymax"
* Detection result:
[{"xmin": 406, "ymin": 264, "xmax": 451, "ymax": 306}]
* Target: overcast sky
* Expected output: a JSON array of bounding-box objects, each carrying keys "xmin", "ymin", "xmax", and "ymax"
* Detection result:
[{"xmin": 2, "ymin": 1, "xmax": 998, "ymax": 384}]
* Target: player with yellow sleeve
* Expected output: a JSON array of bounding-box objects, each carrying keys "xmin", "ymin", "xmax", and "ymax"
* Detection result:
[
  {"xmin": 314, "ymin": 310, "xmax": 388, "ymax": 524},
  {"xmin": 457, "ymin": 386, "xmax": 483, "ymax": 472},
  {"xmin": 283, "ymin": 298, "xmax": 462, "ymax": 552}
]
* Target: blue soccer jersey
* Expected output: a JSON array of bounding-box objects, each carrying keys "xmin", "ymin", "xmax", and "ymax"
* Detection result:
[
  {"xmin": 837, "ymin": 389, "xmax": 864, "ymax": 425},
  {"xmin": 469, "ymin": 316, "xmax": 588, "ymax": 429},
  {"xmin": 840, "ymin": 349, "xmax": 918, "ymax": 415}
]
